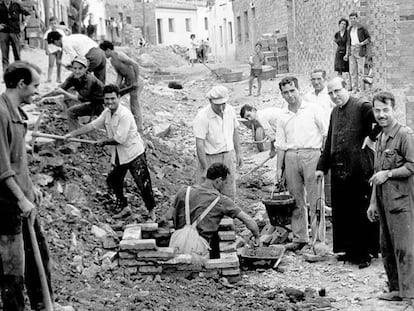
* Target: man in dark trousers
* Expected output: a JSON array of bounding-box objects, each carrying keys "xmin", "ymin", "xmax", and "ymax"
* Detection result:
[
  {"xmin": 367, "ymin": 91, "xmax": 414, "ymax": 301},
  {"xmin": 0, "ymin": 0, "xmax": 31, "ymax": 72},
  {"xmin": 0, "ymin": 61, "xmax": 53, "ymax": 310},
  {"xmin": 316, "ymin": 76, "xmax": 379, "ymax": 268}
]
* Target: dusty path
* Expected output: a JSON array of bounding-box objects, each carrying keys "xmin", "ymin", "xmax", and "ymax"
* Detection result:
[{"xmin": 2, "ymin": 46, "xmax": 413, "ymax": 311}]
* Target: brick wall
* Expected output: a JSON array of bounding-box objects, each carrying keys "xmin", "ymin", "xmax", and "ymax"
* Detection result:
[
  {"xmin": 232, "ymin": 0, "xmax": 289, "ymax": 62},
  {"xmin": 289, "ymin": 0, "xmax": 414, "ymax": 127}
]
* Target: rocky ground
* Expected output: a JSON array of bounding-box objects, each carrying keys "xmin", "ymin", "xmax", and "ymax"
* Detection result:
[{"xmin": 1, "ymin": 45, "xmax": 413, "ymax": 311}]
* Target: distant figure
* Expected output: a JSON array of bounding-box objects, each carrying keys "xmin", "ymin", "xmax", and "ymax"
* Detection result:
[
  {"xmin": 248, "ymin": 42, "xmax": 265, "ymax": 97},
  {"xmin": 86, "ymin": 19, "xmax": 96, "ymax": 39},
  {"xmin": 334, "ymin": 18, "xmax": 349, "ymax": 78},
  {"xmin": 99, "ymin": 40, "xmax": 144, "ymax": 132},
  {"xmin": 346, "ymin": 12, "xmax": 370, "ymax": 92},
  {"xmin": 188, "ymin": 34, "xmax": 198, "ymax": 66},
  {"xmin": 43, "ymin": 16, "xmax": 65, "ymax": 83},
  {"xmin": 0, "ymin": 0, "xmax": 31, "ymax": 72}
]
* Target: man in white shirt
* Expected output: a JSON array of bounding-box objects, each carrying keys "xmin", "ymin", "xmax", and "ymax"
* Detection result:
[
  {"xmin": 240, "ymin": 104, "xmax": 281, "ymax": 158},
  {"xmin": 304, "ymin": 69, "xmax": 335, "ymax": 124},
  {"xmin": 276, "ymin": 76, "xmax": 327, "ymax": 251},
  {"xmin": 47, "ymin": 31, "xmax": 106, "ymax": 83},
  {"xmin": 64, "ymin": 84, "xmax": 156, "ymax": 220},
  {"xmin": 193, "ymin": 85, "xmax": 242, "ymax": 199}
]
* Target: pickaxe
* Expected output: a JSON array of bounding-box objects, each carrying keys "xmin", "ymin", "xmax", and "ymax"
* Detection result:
[{"xmin": 240, "ymin": 155, "xmax": 273, "ymax": 178}]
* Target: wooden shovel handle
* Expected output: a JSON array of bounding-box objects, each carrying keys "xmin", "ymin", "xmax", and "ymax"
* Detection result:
[
  {"xmin": 27, "ymin": 219, "xmax": 54, "ymax": 311},
  {"xmin": 32, "ymin": 132, "xmax": 97, "ymax": 144}
]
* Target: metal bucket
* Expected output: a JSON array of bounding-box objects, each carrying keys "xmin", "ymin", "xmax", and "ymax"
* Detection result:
[{"xmin": 262, "ymin": 189, "xmax": 295, "ymax": 227}]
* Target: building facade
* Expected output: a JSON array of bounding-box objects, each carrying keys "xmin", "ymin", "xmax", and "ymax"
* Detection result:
[{"xmin": 207, "ymin": 0, "xmax": 236, "ymax": 63}]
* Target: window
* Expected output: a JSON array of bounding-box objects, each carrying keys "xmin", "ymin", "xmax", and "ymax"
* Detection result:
[
  {"xmin": 236, "ymin": 16, "xmax": 241, "ymax": 42},
  {"xmin": 228, "ymin": 21, "xmax": 233, "ymax": 44},
  {"xmin": 126, "ymin": 16, "xmax": 131, "ymax": 24},
  {"xmin": 157, "ymin": 18, "xmax": 163, "ymax": 44},
  {"xmin": 204, "ymin": 17, "xmax": 208, "ymax": 30},
  {"xmin": 168, "ymin": 18, "xmax": 175, "ymax": 32},
  {"xmin": 219, "ymin": 26, "xmax": 223, "ymax": 47},
  {"xmin": 251, "ymin": 7, "xmax": 256, "ymax": 19},
  {"xmin": 244, "ymin": 11, "xmax": 249, "ymax": 41},
  {"xmin": 185, "ymin": 18, "xmax": 191, "ymax": 32}
]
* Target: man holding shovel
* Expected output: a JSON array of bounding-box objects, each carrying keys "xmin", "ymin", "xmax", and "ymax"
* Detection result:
[
  {"xmin": 64, "ymin": 84, "xmax": 157, "ymax": 221},
  {"xmin": 0, "ymin": 61, "xmax": 54, "ymax": 310}
]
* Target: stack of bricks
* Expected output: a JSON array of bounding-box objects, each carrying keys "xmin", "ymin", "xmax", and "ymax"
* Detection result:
[{"xmin": 118, "ymin": 218, "xmax": 241, "ymax": 283}]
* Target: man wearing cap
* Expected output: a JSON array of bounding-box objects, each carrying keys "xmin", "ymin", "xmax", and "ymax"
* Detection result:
[
  {"xmin": 46, "ymin": 31, "xmax": 106, "ymax": 83},
  {"xmin": 39, "ymin": 56, "xmax": 104, "ymax": 131},
  {"xmin": 193, "ymin": 85, "xmax": 242, "ymax": 199}
]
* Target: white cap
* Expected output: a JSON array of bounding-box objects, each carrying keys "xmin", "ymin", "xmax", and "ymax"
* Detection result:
[{"xmin": 206, "ymin": 85, "xmax": 229, "ymax": 104}]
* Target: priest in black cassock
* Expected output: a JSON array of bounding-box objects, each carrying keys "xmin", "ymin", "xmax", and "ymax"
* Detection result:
[{"xmin": 316, "ymin": 77, "xmax": 379, "ymax": 268}]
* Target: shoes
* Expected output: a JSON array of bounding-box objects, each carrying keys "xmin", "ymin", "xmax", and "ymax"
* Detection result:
[
  {"xmin": 113, "ymin": 198, "xmax": 130, "ymax": 219},
  {"xmin": 336, "ymin": 253, "xmax": 350, "ymax": 262},
  {"xmin": 358, "ymin": 260, "xmax": 371, "ymax": 269},
  {"xmin": 113, "ymin": 206, "xmax": 132, "ymax": 219},
  {"xmin": 378, "ymin": 291, "xmax": 402, "ymax": 301},
  {"xmin": 285, "ymin": 242, "xmax": 307, "ymax": 252}
]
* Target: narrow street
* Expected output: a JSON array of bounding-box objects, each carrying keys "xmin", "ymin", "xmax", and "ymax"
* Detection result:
[{"xmin": 1, "ymin": 45, "xmax": 412, "ymax": 310}]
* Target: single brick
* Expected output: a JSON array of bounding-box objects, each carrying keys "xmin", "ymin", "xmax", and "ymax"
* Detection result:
[
  {"xmin": 136, "ymin": 222, "xmax": 158, "ymax": 232},
  {"xmin": 118, "ymin": 258, "xmax": 139, "ymax": 267},
  {"xmin": 119, "ymin": 239, "xmax": 157, "ymax": 251},
  {"xmin": 204, "ymin": 257, "xmax": 240, "ymax": 269},
  {"xmin": 136, "ymin": 247, "xmax": 175, "ymax": 260},
  {"xmin": 219, "ymin": 242, "xmax": 236, "ymax": 253},
  {"xmin": 103, "ymin": 237, "xmax": 117, "ymax": 249},
  {"xmin": 176, "ymin": 263, "xmax": 203, "ymax": 271},
  {"xmin": 139, "ymin": 265, "xmax": 163, "ymax": 274},
  {"xmin": 218, "ymin": 231, "xmax": 236, "ymax": 241},
  {"xmin": 118, "ymin": 252, "xmax": 135, "ymax": 259},
  {"xmin": 226, "ymin": 275, "xmax": 242, "ymax": 284},
  {"xmin": 164, "ymin": 254, "xmax": 193, "ymax": 265},
  {"xmin": 221, "ymin": 268, "xmax": 240, "ymax": 276},
  {"xmin": 136, "ymin": 261, "xmax": 155, "ymax": 266},
  {"xmin": 153, "ymin": 227, "xmax": 172, "ymax": 239},
  {"xmin": 219, "ymin": 218, "xmax": 234, "ymax": 231},
  {"xmin": 122, "ymin": 225, "xmax": 142, "ymax": 240},
  {"xmin": 220, "ymin": 252, "xmax": 238, "ymax": 260}
]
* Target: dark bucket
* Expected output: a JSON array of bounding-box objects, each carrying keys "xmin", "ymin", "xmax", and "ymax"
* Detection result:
[{"xmin": 262, "ymin": 193, "xmax": 295, "ymax": 227}]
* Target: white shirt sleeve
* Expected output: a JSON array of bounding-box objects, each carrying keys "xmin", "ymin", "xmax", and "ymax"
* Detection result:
[
  {"xmin": 193, "ymin": 112, "xmax": 208, "ymax": 140},
  {"xmin": 275, "ymin": 117, "xmax": 287, "ymax": 151},
  {"xmin": 90, "ymin": 109, "xmax": 107, "ymax": 130}
]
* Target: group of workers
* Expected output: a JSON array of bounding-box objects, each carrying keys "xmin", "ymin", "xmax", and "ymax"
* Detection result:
[{"xmin": 239, "ymin": 69, "xmax": 414, "ymax": 301}]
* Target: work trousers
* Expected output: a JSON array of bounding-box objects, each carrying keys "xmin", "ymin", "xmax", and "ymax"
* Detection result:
[
  {"xmin": 120, "ymin": 82, "xmax": 143, "ymax": 132},
  {"xmin": 377, "ymin": 182, "xmax": 414, "ymax": 298},
  {"xmin": 349, "ymin": 46, "xmax": 365, "ymax": 92},
  {"xmin": 196, "ymin": 150, "xmax": 237, "ymax": 200},
  {"xmin": 284, "ymin": 149, "xmax": 320, "ymax": 243},
  {"xmin": 0, "ymin": 32, "xmax": 21, "ymax": 72},
  {"xmin": 0, "ymin": 217, "xmax": 52, "ymax": 311},
  {"xmin": 85, "ymin": 47, "xmax": 106, "ymax": 84},
  {"xmin": 106, "ymin": 152, "xmax": 156, "ymax": 212},
  {"xmin": 67, "ymin": 102, "xmax": 103, "ymax": 131}
]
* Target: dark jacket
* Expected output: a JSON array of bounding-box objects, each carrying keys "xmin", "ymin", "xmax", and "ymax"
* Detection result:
[
  {"xmin": 0, "ymin": 1, "xmax": 30, "ymax": 33},
  {"xmin": 60, "ymin": 72, "xmax": 104, "ymax": 106},
  {"xmin": 347, "ymin": 25, "xmax": 370, "ymax": 57}
]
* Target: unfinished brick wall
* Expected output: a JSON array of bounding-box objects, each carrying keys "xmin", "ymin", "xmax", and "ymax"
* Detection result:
[
  {"xmin": 117, "ymin": 219, "xmax": 242, "ymax": 282},
  {"xmin": 232, "ymin": 0, "xmax": 289, "ymax": 63}
]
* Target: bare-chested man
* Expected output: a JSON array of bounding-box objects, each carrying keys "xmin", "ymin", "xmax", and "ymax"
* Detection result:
[{"xmin": 99, "ymin": 40, "xmax": 144, "ymax": 132}]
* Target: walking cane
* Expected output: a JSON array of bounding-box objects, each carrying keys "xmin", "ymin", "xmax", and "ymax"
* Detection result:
[{"xmin": 27, "ymin": 216, "xmax": 54, "ymax": 311}]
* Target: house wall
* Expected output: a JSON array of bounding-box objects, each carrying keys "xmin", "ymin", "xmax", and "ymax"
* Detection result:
[
  {"xmin": 207, "ymin": 0, "xmax": 236, "ymax": 63},
  {"xmin": 155, "ymin": 8, "xmax": 198, "ymax": 46},
  {"xmin": 232, "ymin": 0, "xmax": 289, "ymax": 63}
]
